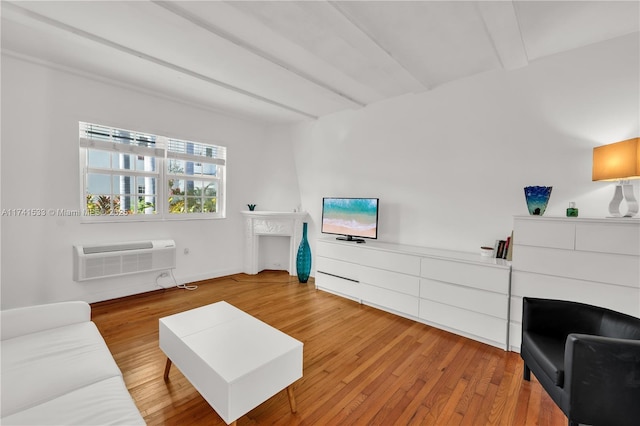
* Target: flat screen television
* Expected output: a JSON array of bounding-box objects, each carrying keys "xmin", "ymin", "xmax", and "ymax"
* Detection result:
[{"xmin": 321, "ymin": 197, "xmax": 379, "ymax": 242}]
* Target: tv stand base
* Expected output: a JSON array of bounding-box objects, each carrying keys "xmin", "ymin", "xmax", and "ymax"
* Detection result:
[{"xmin": 336, "ymin": 236, "xmax": 365, "ymax": 243}]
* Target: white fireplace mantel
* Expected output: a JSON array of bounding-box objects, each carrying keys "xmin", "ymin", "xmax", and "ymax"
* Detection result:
[{"xmin": 241, "ymin": 211, "xmax": 309, "ymax": 275}]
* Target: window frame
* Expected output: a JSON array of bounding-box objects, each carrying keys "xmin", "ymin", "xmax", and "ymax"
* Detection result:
[{"xmin": 79, "ymin": 122, "xmax": 226, "ymax": 223}]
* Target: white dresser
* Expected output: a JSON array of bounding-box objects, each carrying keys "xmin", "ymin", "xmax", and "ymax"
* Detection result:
[
  {"xmin": 509, "ymin": 216, "xmax": 640, "ymax": 352},
  {"xmin": 315, "ymin": 239, "xmax": 512, "ymax": 350}
]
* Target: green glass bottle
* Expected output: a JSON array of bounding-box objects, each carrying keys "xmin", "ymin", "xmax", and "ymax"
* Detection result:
[{"xmin": 566, "ymin": 202, "xmax": 578, "ymax": 217}]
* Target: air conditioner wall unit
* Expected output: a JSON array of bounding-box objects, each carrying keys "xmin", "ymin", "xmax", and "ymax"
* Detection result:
[{"xmin": 73, "ymin": 239, "xmax": 176, "ymax": 281}]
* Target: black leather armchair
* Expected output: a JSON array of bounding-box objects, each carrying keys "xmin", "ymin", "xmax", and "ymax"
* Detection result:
[{"xmin": 521, "ymin": 297, "xmax": 640, "ymax": 426}]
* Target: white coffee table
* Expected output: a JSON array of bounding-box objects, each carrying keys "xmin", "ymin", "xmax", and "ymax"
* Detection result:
[{"xmin": 159, "ymin": 301, "xmax": 303, "ymax": 425}]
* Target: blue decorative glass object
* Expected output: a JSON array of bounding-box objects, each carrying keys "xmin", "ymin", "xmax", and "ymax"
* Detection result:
[
  {"xmin": 247, "ymin": 204, "xmax": 256, "ymax": 211},
  {"xmin": 524, "ymin": 186, "xmax": 553, "ymax": 215},
  {"xmin": 296, "ymin": 222, "xmax": 312, "ymax": 283}
]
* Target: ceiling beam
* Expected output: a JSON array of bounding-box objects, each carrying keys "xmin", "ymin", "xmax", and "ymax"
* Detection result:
[
  {"xmin": 3, "ymin": 1, "xmax": 319, "ymax": 120},
  {"xmin": 476, "ymin": 1, "xmax": 529, "ymax": 70},
  {"xmin": 152, "ymin": 0, "xmax": 366, "ymax": 109},
  {"xmin": 328, "ymin": 0, "xmax": 431, "ymax": 91}
]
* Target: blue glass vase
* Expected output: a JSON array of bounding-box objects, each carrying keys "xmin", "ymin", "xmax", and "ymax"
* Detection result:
[
  {"xmin": 524, "ymin": 186, "xmax": 552, "ymax": 216},
  {"xmin": 296, "ymin": 222, "xmax": 311, "ymax": 283}
]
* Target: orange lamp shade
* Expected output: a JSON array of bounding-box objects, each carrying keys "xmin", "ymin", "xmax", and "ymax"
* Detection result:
[{"xmin": 592, "ymin": 137, "xmax": 640, "ymax": 181}]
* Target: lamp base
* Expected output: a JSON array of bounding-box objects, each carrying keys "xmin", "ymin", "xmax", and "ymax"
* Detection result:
[{"xmin": 608, "ymin": 182, "xmax": 639, "ymax": 218}]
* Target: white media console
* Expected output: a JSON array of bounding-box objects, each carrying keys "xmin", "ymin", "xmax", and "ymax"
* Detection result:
[
  {"xmin": 315, "ymin": 239, "xmax": 512, "ymax": 350},
  {"xmin": 315, "ymin": 216, "xmax": 640, "ymax": 352}
]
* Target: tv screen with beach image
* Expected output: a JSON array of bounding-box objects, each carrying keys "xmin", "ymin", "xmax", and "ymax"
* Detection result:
[{"xmin": 322, "ymin": 198, "xmax": 379, "ymax": 239}]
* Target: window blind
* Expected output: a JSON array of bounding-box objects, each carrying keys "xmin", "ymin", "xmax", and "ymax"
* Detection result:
[
  {"xmin": 167, "ymin": 138, "xmax": 226, "ymax": 166},
  {"xmin": 79, "ymin": 122, "xmax": 163, "ymax": 157}
]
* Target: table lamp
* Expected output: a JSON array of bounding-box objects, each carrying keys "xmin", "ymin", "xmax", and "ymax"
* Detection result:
[{"xmin": 592, "ymin": 137, "xmax": 639, "ymax": 217}]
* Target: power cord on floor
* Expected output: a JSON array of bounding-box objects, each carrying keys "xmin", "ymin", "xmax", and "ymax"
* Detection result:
[
  {"xmin": 155, "ymin": 270, "xmax": 198, "ymax": 291},
  {"xmin": 172, "ymin": 269, "xmax": 198, "ymax": 291}
]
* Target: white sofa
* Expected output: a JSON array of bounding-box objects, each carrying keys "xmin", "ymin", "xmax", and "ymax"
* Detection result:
[{"xmin": 1, "ymin": 301, "xmax": 145, "ymax": 425}]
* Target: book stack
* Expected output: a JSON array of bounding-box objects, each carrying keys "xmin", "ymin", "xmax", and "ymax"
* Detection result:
[{"xmin": 493, "ymin": 231, "xmax": 513, "ymax": 261}]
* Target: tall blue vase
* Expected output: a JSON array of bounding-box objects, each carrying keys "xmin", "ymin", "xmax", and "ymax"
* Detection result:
[{"xmin": 296, "ymin": 222, "xmax": 312, "ymax": 283}]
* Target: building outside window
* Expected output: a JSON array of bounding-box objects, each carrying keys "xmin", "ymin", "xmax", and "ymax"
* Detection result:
[{"xmin": 79, "ymin": 122, "xmax": 226, "ymax": 221}]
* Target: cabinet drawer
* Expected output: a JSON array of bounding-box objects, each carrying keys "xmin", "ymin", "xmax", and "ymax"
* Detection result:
[
  {"xmin": 512, "ymin": 245, "xmax": 640, "ymax": 288},
  {"xmin": 420, "ymin": 258, "xmax": 509, "ymax": 294},
  {"xmin": 420, "ymin": 279, "xmax": 508, "ymax": 319},
  {"xmin": 359, "ymin": 265, "xmax": 419, "ymax": 296},
  {"xmin": 418, "ymin": 299, "xmax": 507, "ymax": 347},
  {"xmin": 317, "ymin": 241, "xmax": 421, "ymax": 275},
  {"xmin": 361, "ymin": 284, "xmax": 419, "ymax": 317},
  {"xmin": 316, "ymin": 241, "xmax": 360, "ymax": 262},
  {"xmin": 510, "ymin": 270, "xmax": 640, "ymax": 318},
  {"xmin": 316, "ymin": 256, "xmax": 359, "ymax": 281},
  {"xmin": 356, "ymin": 250, "xmax": 421, "ymax": 275},
  {"xmin": 510, "ymin": 295, "xmax": 525, "ymax": 323},
  {"xmin": 509, "ymin": 319, "xmax": 522, "ymax": 352},
  {"xmin": 576, "ymin": 223, "xmax": 640, "ymax": 256},
  {"xmin": 514, "ymin": 219, "xmax": 575, "ymax": 249},
  {"xmin": 316, "ymin": 272, "xmax": 359, "ymax": 300}
]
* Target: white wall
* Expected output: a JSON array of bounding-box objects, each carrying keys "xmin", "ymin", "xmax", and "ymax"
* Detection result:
[
  {"xmin": 0, "ymin": 54, "xmax": 301, "ymax": 309},
  {"xmin": 2, "ymin": 32, "xmax": 638, "ymax": 308},
  {"xmin": 290, "ymin": 33, "xmax": 640, "ymax": 261}
]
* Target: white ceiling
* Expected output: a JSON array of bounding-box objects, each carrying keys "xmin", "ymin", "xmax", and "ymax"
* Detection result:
[{"xmin": 2, "ymin": 1, "xmax": 638, "ymax": 124}]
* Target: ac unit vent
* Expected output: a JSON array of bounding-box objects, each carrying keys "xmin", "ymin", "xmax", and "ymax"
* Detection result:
[
  {"xmin": 73, "ymin": 240, "xmax": 176, "ymax": 281},
  {"xmin": 83, "ymin": 241, "xmax": 153, "ymax": 254}
]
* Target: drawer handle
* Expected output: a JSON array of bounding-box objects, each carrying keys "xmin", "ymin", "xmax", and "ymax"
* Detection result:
[{"xmin": 317, "ymin": 271, "xmax": 359, "ymax": 283}]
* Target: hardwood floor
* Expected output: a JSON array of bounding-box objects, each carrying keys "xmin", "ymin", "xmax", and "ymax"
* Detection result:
[{"xmin": 91, "ymin": 271, "xmax": 566, "ymax": 425}]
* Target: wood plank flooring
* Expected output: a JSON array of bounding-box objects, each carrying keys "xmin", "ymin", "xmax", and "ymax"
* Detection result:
[{"xmin": 90, "ymin": 271, "xmax": 567, "ymax": 425}]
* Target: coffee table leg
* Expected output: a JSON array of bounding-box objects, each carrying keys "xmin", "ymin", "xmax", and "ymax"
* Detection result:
[
  {"xmin": 286, "ymin": 385, "xmax": 297, "ymax": 413},
  {"xmin": 163, "ymin": 358, "xmax": 172, "ymax": 381}
]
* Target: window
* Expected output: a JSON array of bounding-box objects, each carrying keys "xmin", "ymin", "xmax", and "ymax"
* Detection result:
[{"xmin": 79, "ymin": 122, "xmax": 226, "ymax": 221}]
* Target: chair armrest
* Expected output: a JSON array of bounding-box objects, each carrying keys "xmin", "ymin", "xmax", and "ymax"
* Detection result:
[
  {"xmin": 564, "ymin": 334, "xmax": 640, "ymax": 426},
  {"xmin": 1, "ymin": 301, "xmax": 91, "ymax": 340},
  {"xmin": 522, "ymin": 297, "xmax": 601, "ymax": 337}
]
